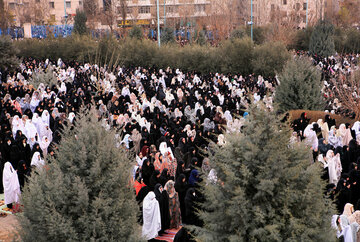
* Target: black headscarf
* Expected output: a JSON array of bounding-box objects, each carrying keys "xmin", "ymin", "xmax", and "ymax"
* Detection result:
[{"xmin": 154, "ymin": 183, "xmax": 170, "ymax": 232}]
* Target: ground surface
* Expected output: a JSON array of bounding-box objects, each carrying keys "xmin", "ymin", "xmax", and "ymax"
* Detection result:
[{"xmin": 0, "ymin": 214, "xmax": 19, "ymax": 242}]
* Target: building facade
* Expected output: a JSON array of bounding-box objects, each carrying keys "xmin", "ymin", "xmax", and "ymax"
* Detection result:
[{"xmin": 4, "ymin": 0, "xmax": 340, "ymax": 28}]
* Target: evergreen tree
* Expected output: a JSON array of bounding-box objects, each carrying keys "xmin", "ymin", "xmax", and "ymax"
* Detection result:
[
  {"xmin": 18, "ymin": 109, "xmax": 141, "ymax": 241},
  {"xmin": 73, "ymin": 10, "xmax": 88, "ymax": 35},
  {"xmin": 195, "ymin": 104, "xmax": 336, "ymax": 241},
  {"xmin": 274, "ymin": 57, "xmax": 324, "ymax": 112},
  {"xmin": 309, "ymin": 20, "xmax": 335, "ymax": 57},
  {"xmin": 129, "ymin": 26, "xmax": 143, "ymax": 40},
  {"xmin": 161, "ymin": 27, "xmax": 175, "ymax": 43},
  {"xmin": 0, "ymin": 36, "xmax": 19, "ymax": 72}
]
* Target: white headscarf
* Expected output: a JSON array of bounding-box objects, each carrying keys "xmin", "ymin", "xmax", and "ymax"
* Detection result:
[
  {"xmin": 40, "ymin": 136, "xmax": 50, "ymax": 155},
  {"xmin": 24, "ymin": 119, "xmax": 38, "ymax": 140},
  {"xmin": 352, "ymin": 121, "xmax": 360, "ymax": 138},
  {"xmin": 159, "ymin": 142, "xmax": 174, "ymax": 160},
  {"xmin": 41, "ymin": 110, "xmax": 50, "ymax": 127},
  {"xmin": 223, "ymin": 110, "xmax": 232, "ymax": 122},
  {"xmin": 12, "ymin": 115, "xmax": 24, "ymax": 137},
  {"xmin": 68, "ymin": 112, "xmax": 75, "ymax": 124},
  {"xmin": 142, "ymin": 192, "xmax": 161, "ymax": 240},
  {"xmin": 217, "ymin": 134, "xmax": 226, "ymax": 146},
  {"xmin": 32, "ymin": 113, "xmax": 43, "ymax": 134},
  {"xmin": 31, "ymin": 152, "xmax": 45, "ymax": 168},
  {"xmin": 3, "ymin": 162, "xmax": 21, "ymax": 205},
  {"xmin": 121, "ymin": 134, "xmax": 131, "ymax": 149}
]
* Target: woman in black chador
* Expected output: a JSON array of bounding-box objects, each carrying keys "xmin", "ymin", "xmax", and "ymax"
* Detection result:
[{"xmin": 154, "ymin": 183, "xmax": 170, "ymax": 235}]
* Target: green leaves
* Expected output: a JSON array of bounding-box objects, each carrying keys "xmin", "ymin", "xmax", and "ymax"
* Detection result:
[{"xmin": 0, "ymin": 36, "xmax": 19, "ymax": 72}]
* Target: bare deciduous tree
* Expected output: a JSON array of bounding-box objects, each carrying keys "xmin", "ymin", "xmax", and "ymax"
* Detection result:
[
  {"xmin": 331, "ymin": 69, "xmax": 360, "ymax": 119},
  {"xmin": 13, "ymin": 0, "xmax": 50, "ymax": 25}
]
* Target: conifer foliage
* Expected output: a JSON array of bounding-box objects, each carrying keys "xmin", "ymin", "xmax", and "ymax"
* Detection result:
[
  {"xmin": 309, "ymin": 20, "xmax": 335, "ymax": 57},
  {"xmin": 274, "ymin": 57, "xmax": 324, "ymax": 112},
  {"xmin": 73, "ymin": 10, "xmax": 88, "ymax": 35},
  {"xmin": 18, "ymin": 109, "xmax": 140, "ymax": 241},
  {"xmin": 195, "ymin": 105, "xmax": 335, "ymax": 241}
]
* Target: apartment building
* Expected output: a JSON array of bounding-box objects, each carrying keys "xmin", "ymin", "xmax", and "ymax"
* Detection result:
[
  {"xmin": 5, "ymin": 0, "xmax": 83, "ymax": 26},
  {"xmin": 250, "ymin": 0, "xmax": 331, "ymax": 28},
  {"xmin": 107, "ymin": 0, "xmax": 211, "ymax": 28},
  {"xmin": 4, "ymin": 0, "xmax": 340, "ymax": 28}
]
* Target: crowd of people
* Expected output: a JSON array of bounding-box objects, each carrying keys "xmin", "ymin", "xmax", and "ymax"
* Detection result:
[
  {"xmin": 0, "ymin": 52, "xmax": 359, "ymax": 241},
  {"xmin": 0, "ymin": 57, "xmax": 276, "ymax": 240}
]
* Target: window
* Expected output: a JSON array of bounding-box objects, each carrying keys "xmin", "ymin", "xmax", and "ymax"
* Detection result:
[
  {"xmin": 271, "ymin": 4, "xmax": 275, "ymax": 11},
  {"xmin": 66, "ymin": 1, "xmax": 71, "ymax": 8},
  {"xmin": 79, "ymin": 1, "xmax": 82, "ymax": 5},
  {"xmin": 283, "ymin": 0, "xmax": 287, "ymax": 5},
  {"xmin": 49, "ymin": 2, "xmax": 54, "ymax": 8},
  {"xmin": 166, "ymin": 5, "xmax": 178, "ymax": 13},
  {"xmin": 194, "ymin": 4, "xmax": 205, "ymax": 13},
  {"xmin": 127, "ymin": 7, "xmax": 132, "ymax": 14},
  {"xmin": 8, "ymin": 2, "xmax": 15, "ymax": 9},
  {"xmin": 138, "ymin": 6, "xmax": 150, "ymax": 14},
  {"xmin": 50, "ymin": 14, "xmax": 56, "ymax": 21},
  {"xmin": 303, "ymin": 2, "xmax": 307, "ymax": 10},
  {"xmin": 296, "ymin": 3, "xmax": 300, "ymax": 11},
  {"xmin": 303, "ymin": 15, "xmax": 306, "ymax": 23}
]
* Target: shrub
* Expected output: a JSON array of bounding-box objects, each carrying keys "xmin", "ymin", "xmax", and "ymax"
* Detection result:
[
  {"xmin": 252, "ymin": 42, "xmax": 291, "ymax": 77},
  {"xmin": 0, "ymin": 36, "xmax": 19, "ymax": 72},
  {"xmin": 218, "ymin": 38, "xmax": 254, "ymax": 75},
  {"xmin": 128, "ymin": 26, "xmax": 143, "ymax": 40},
  {"xmin": 289, "ymin": 27, "xmax": 313, "ymax": 51},
  {"xmin": 161, "ymin": 27, "xmax": 175, "ymax": 43}
]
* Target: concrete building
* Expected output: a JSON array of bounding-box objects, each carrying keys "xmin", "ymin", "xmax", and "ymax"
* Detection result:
[
  {"xmin": 251, "ymin": 0, "xmax": 330, "ymax": 28},
  {"xmin": 6, "ymin": 0, "xmax": 83, "ymax": 26},
  {"xmin": 5, "ymin": 0, "xmax": 340, "ymax": 28}
]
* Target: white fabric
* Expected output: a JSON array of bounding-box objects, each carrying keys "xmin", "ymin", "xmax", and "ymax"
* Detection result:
[
  {"xmin": 304, "ymin": 123, "xmax": 318, "ymax": 151},
  {"xmin": 3, "ymin": 162, "xmax": 21, "ymax": 205},
  {"xmin": 142, "ymin": 192, "xmax": 161, "ymax": 240},
  {"xmin": 40, "ymin": 136, "xmax": 50, "ymax": 156},
  {"xmin": 327, "ymin": 150, "xmax": 337, "ymax": 185},
  {"xmin": 32, "ymin": 113, "xmax": 43, "ymax": 134},
  {"xmin": 41, "ymin": 110, "xmax": 50, "ymax": 126},
  {"xmin": 352, "ymin": 121, "xmax": 360, "ymax": 137},
  {"xmin": 159, "ymin": 142, "xmax": 174, "ymax": 160},
  {"xmin": 68, "ymin": 112, "xmax": 75, "ymax": 124},
  {"xmin": 39, "ymin": 123, "xmax": 53, "ymax": 142},
  {"xmin": 31, "ymin": 152, "xmax": 45, "ymax": 167},
  {"xmin": 24, "ymin": 119, "xmax": 38, "ymax": 140}
]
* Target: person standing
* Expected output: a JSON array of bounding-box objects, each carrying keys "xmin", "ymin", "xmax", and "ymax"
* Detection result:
[
  {"xmin": 142, "ymin": 192, "xmax": 161, "ymax": 240},
  {"xmin": 3, "ymin": 162, "xmax": 21, "ymax": 209}
]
